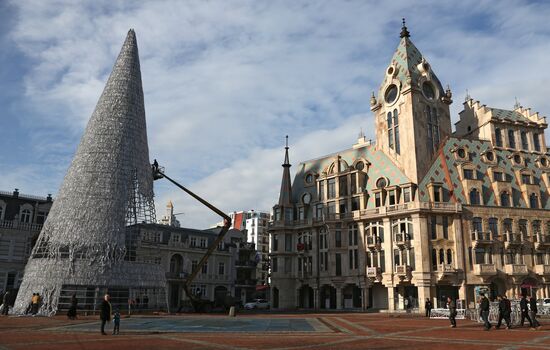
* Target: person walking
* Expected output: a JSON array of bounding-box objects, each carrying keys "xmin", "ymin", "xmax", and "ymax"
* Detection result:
[
  {"xmin": 67, "ymin": 294, "xmax": 78, "ymax": 320},
  {"xmin": 100, "ymin": 294, "xmax": 112, "ymax": 335},
  {"xmin": 112, "ymin": 309, "xmax": 121, "ymax": 335},
  {"xmin": 425, "ymin": 298, "xmax": 432, "ymax": 317},
  {"xmin": 479, "ymin": 293, "xmax": 491, "ymax": 330},
  {"xmin": 447, "ymin": 296, "xmax": 457, "ymax": 328},
  {"xmin": 529, "ymin": 296, "xmax": 541, "ymax": 330},
  {"xmin": 520, "ymin": 294, "xmax": 533, "ymax": 328},
  {"xmin": 31, "ymin": 293, "xmax": 40, "ymax": 315},
  {"xmin": 496, "ymin": 295, "xmax": 511, "ymax": 329}
]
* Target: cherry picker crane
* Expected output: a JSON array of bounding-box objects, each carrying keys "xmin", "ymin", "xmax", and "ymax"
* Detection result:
[{"xmin": 152, "ymin": 160, "xmax": 232, "ymax": 312}]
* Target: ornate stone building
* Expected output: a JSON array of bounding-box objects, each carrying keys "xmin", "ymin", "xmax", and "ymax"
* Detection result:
[{"xmin": 268, "ymin": 22, "xmax": 549, "ymax": 311}]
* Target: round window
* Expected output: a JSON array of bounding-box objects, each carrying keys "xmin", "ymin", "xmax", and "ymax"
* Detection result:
[
  {"xmin": 457, "ymin": 148, "xmax": 466, "ymax": 159},
  {"xmin": 486, "ymin": 151, "xmax": 494, "ymax": 161},
  {"xmin": 514, "ymin": 154, "xmax": 522, "ymax": 164},
  {"xmin": 305, "ymin": 174, "xmax": 313, "ymax": 183},
  {"xmin": 422, "ymin": 82, "xmax": 435, "ymax": 100},
  {"xmin": 355, "ymin": 161, "xmax": 364, "ymax": 171},
  {"xmin": 302, "ymin": 193, "xmax": 312, "ymax": 205},
  {"xmin": 384, "ymin": 84, "xmax": 398, "ymax": 104},
  {"xmin": 376, "ymin": 177, "xmax": 387, "ymax": 189},
  {"xmin": 541, "ymin": 157, "xmax": 548, "ymax": 167}
]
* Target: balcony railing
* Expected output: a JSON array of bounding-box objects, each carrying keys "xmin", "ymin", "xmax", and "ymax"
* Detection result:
[
  {"xmin": 535, "ymin": 265, "xmax": 550, "ymax": 276},
  {"xmin": 473, "ymin": 263, "xmax": 497, "ymax": 276},
  {"xmin": 395, "ymin": 265, "xmax": 412, "ymax": 276},
  {"xmin": 0, "ymin": 220, "xmax": 43, "ymax": 232},
  {"xmin": 534, "ymin": 234, "xmax": 550, "ymax": 250},
  {"xmin": 438, "ymin": 264, "xmax": 455, "ymax": 273},
  {"xmin": 366, "ymin": 266, "xmax": 381, "ymax": 278},
  {"xmin": 504, "ymin": 264, "xmax": 528, "ymax": 276},
  {"xmin": 503, "ymin": 232, "xmax": 522, "ymax": 249},
  {"xmin": 165, "ymin": 271, "xmax": 188, "ymax": 280}
]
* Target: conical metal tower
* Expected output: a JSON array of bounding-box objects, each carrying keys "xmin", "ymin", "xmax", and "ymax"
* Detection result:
[{"xmin": 13, "ymin": 30, "xmax": 166, "ymax": 315}]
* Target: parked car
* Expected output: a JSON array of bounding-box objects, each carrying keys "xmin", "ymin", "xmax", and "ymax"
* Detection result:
[
  {"xmin": 540, "ymin": 298, "xmax": 550, "ymax": 307},
  {"xmin": 244, "ymin": 299, "xmax": 270, "ymax": 310}
]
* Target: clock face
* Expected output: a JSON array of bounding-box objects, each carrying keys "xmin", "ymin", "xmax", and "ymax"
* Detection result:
[{"xmin": 302, "ymin": 193, "xmax": 311, "ymax": 205}]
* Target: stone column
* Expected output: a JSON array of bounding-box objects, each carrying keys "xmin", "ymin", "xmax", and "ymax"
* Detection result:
[
  {"xmin": 313, "ymin": 288, "xmax": 319, "ymax": 310},
  {"xmin": 336, "ymin": 287, "xmax": 343, "ymax": 310},
  {"xmin": 362, "ymin": 285, "xmax": 370, "ymax": 311},
  {"xmin": 387, "ymin": 286, "xmax": 396, "ymax": 311}
]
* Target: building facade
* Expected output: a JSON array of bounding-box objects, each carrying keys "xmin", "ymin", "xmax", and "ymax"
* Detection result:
[
  {"xmin": 0, "ymin": 189, "xmax": 52, "ymax": 293},
  {"xmin": 226, "ymin": 210, "xmax": 271, "ymax": 287},
  {"xmin": 268, "ymin": 22, "xmax": 549, "ymax": 312}
]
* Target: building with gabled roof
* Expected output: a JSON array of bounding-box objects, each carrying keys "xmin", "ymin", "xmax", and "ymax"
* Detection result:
[{"xmin": 268, "ymin": 20, "xmax": 549, "ymax": 312}]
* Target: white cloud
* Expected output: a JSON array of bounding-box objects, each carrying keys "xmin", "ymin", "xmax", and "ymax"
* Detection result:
[{"xmin": 4, "ymin": 0, "xmax": 550, "ymax": 227}]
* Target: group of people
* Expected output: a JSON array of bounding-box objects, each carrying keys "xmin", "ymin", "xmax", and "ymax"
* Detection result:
[
  {"xmin": 100, "ymin": 294, "xmax": 121, "ymax": 335},
  {"xmin": 426, "ymin": 293, "xmax": 543, "ymax": 330}
]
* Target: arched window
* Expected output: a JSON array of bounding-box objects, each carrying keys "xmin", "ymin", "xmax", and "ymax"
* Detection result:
[
  {"xmin": 472, "ymin": 217, "xmax": 483, "ymax": 232},
  {"xmin": 521, "ymin": 131, "xmax": 529, "ymax": 150},
  {"xmin": 495, "ymin": 128, "xmax": 502, "ymax": 147},
  {"xmin": 446, "ymin": 249, "xmax": 453, "ymax": 264},
  {"xmin": 431, "ymin": 248, "xmax": 437, "ymax": 268},
  {"xmin": 20, "ymin": 209, "xmax": 31, "ymax": 223},
  {"xmin": 387, "ymin": 109, "xmax": 400, "ymax": 154},
  {"xmin": 488, "ymin": 218, "xmax": 498, "ymax": 236},
  {"xmin": 426, "ymin": 106, "xmax": 440, "ymax": 154},
  {"xmin": 500, "ymin": 192, "xmax": 510, "ymax": 207},
  {"xmin": 530, "ymin": 193, "xmax": 539, "ymax": 209},
  {"xmin": 439, "ymin": 248, "xmax": 444, "ymax": 264},
  {"xmin": 365, "ymin": 221, "xmax": 384, "ymax": 243},
  {"xmin": 391, "ymin": 217, "xmax": 413, "ymax": 240},
  {"xmin": 170, "ymin": 254, "xmax": 183, "ymax": 273},
  {"xmin": 533, "ymin": 220, "xmax": 542, "ymax": 235},
  {"xmin": 469, "ymin": 188, "xmax": 481, "ymax": 205},
  {"xmin": 503, "ymin": 218, "xmax": 513, "ymax": 233}
]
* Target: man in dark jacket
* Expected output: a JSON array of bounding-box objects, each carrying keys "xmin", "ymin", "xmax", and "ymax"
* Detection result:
[
  {"xmin": 520, "ymin": 294, "xmax": 533, "ymax": 328},
  {"xmin": 447, "ymin": 296, "xmax": 457, "ymax": 328},
  {"xmin": 529, "ymin": 296, "xmax": 541, "ymax": 329},
  {"xmin": 100, "ymin": 294, "xmax": 112, "ymax": 335},
  {"xmin": 425, "ymin": 298, "xmax": 432, "ymax": 317},
  {"xmin": 479, "ymin": 293, "xmax": 491, "ymax": 330},
  {"xmin": 496, "ymin": 295, "xmax": 511, "ymax": 329}
]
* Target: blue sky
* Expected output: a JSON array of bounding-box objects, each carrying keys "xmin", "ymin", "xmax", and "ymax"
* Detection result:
[{"xmin": 1, "ymin": 0, "xmax": 549, "ymax": 227}]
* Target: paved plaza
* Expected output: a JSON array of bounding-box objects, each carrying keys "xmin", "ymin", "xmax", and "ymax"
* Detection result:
[{"xmin": 2, "ymin": 312, "xmax": 550, "ymax": 349}]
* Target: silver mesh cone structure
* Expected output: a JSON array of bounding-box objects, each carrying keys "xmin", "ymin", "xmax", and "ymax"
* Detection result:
[{"xmin": 13, "ymin": 30, "xmax": 166, "ymax": 315}]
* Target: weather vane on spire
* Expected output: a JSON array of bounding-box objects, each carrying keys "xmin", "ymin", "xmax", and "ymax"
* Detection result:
[
  {"xmin": 400, "ymin": 18, "xmax": 410, "ymax": 38},
  {"xmin": 285, "ymin": 135, "xmax": 289, "ymax": 148}
]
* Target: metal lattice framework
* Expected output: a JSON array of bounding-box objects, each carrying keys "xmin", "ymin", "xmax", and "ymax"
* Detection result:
[{"xmin": 13, "ymin": 30, "xmax": 166, "ymax": 315}]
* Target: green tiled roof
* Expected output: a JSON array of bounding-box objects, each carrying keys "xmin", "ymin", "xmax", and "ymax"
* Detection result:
[
  {"xmin": 490, "ymin": 108, "xmax": 531, "ymax": 123},
  {"xmin": 419, "ymin": 137, "xmax": 550, "ymax": 209},
  {"xmin": 291, "ymin": 145, "xmax": 411, "ymax": 209}
]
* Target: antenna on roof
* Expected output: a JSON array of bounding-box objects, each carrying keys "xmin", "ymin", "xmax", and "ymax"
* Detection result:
[
  {"xmin": 514, "ymin": 97, "xmax": 521, "ymax": 109},
  {"xmin": 465, "ymin": 89, "xmax": 471, "ymax": 102},
  {"xmin": 358, "ymin": 127, "xmax": 364, "ymax": 139}
]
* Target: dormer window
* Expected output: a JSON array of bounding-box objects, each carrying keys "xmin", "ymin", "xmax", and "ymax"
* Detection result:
[
  {"xmin": 355, "ymin": 161, "xmax": 365, "ymax": 171},
  {"xmin": 493, "ymin": 171, "xmax": 504, "ymax": 182},
  {"xmin": 463, "ymin": 168, "xmax": 475, "ymax": 180},
  {"xmin": 521, "ymin": 173, "xmax": 532, "ymax": 185},
  {"xmin": 512, "ymin": 153, "xmax": 523, "ymax": 166},
  {"xmin": 375, "ymin": 192, "xmax": 383, "ymax": 207},
  {"xmin": 469, "ymin": 188, "xmax": 481, "ymax": 205},
  {"xmin": 376, "ymin": 177, "xmax": 387, "ymax": 189},
  {"xmin": 433, "ymin": 185, "xmax": 442, "ymax": 202},
  {"xmin": 384, "ymin": 84, "xmax": 398, "ymax": 104},
  {"xmin": 500, "ymin": 192, "xmax": 511, "ymax": 207},
  {"xmin": 422, "ymin": 81, "xmax": 435, "ymax": 100},
  {"xmin": 530, "ymin": 193, "xmax": 539, "ymax": 209}
]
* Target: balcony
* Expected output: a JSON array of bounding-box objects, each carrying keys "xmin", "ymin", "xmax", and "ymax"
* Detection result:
[
  {"xmin": 473, "ymin": 263, "xmax": 497, "ymax": 277},
  {"xmin": 535, "ymin": 265, "xmax": 550, "ymax": 276},
  {"xmin": 471, "ymin": 231, "xmax": 494, "ymax": 248},
  {"xmin": 503, "ymin": 232, "xmax": 522, "ymax": 249},
  {"xmin": 394, "ymin": 233, "xmax": 411, "ymax": 248},
  {"xmin": 534, "ymin": 234, "xmax": 550, "ymax": 250},
  {"xmin": 366, "ymin": 266, "xmax": 382, "ymax": 282},
  {"xmin": 235, "ymin": 260, "xmax": 257, "ymax": 268},
  {"xmin": 437, "ymin": 264, "xmax": 456, "ymax": 281},
  {"xmin": 165, "ymin": 271, "xmax": 188, "ymax": 280},
  {"xmin": 504, "ymin": 264, "xmax": 528, "ymax": 276},
  {"xmin": 395, "ymin": 265, "xmax": 412, "ymax": 281},
  {"xmin": 0, "ymin": 220, "xmax": 43, "ymax": 232},
  {"xmin": 366, "ymin": 235, "xmax": 382, "ymax": 251}
]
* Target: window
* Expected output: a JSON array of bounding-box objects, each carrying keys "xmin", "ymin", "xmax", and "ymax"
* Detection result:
[
  {"xmin": 20, "ymin": 209, "xmax": 31, "ymax": 223},
  {"xmin": 503, "ymin": 218, "xmax": 513, "ymax": 233},
  {"xmin": 351, "ymin": 197, "xmax": 360, "ymax": 211},
  {"xmin": 431, "ymin": 249, "xmax": 437, "ymax": 268},
  {"xmin": 513, "ymin": 154, "xmax": 522, "ymax": 165},
  {"xmin": 403, "ymin": 187, "xmax": 411, "ymax": 202},
  {"xmin": 388, "ymin": 190, "xmax": 396, "ymax": 205},
  {"xmin": 530, "ymin": 193, "xmax": 539, "ymax": 209},
  {"xmin": 426, "ymin": 106, "xmax": 440, "ymax": 154},
  {"xmin": 375, "ymin": 192, "xmax": 382, "ymax": 207},
  {"xmin": 305, "ymin": 174, "xmax": 313, "ymax": 183},
  {"xmin": 376, "ymin": 177, "xmax": 387, "ymax": 189},
  {"xmin": 392, "ymin": 217, "xmax": 413, "ymax": 240},
  {"xmin": 349, "ymin": 249, "xmax": 358, "ymax": 270},
  {"xmin": 485, "ymin": 151, "xmax": 494, "ymax": 161},
  {"xmin": 328, "ymin": 179, "xmax": 336, "ymax": 199},
  {"xmin": 0, "ymin": 205, "xmax": 3, "ymax": 221},
  {"xmin": 439, "ymin": 248, "xmax": 445, "ymax": 264},
  {"xmin": 500, "ymin": 192, "xmax": 510, "ymax": 207},
  {"xmin": 284, "ymin": 257, "xmax": 292, "ymax": 273},
  {"xmin": 339, "ymin": 176, "xmax": 347, "ymax": 197},
  {"xmin": 533, "ymin": 134, "xmax": 541, "ymax": 152},
  {"xmin": 191, "ymin": 260, "xmax": 198, "ymax": 272},
  {"xmin": 433, "ymin": 185, "xmax": 441, "ymax": 202},
  {"xmin": 190, "ymin": 237, "xmax": 197, "ymax": 247},
  {"xmin": 272, "ymin": 257, "xmax": 278, "ymax": 272},
  {"xmin": 327, "ymin": 202, "xmax": 336, "ymax": 215},
  {"xmin": 201, "ymin": 262, "xmax": 208, "ymax": 274},
  {"xmin": 351, "ymin": 173, "xmax": 357, "ymax": 194},
  {"xmin": 200, "ymin": 238, "xmax": 207, "ymax": 248},
  {"xmin": 493, "ymin": 171, "xmax": 504, "ymax": 182},
  {"xmin": 365, "ymin": 221, "xmax": 384, "ymax": 243},
  {"xmin": 472, "ymin": 217, "xmax": 483, "ymax": 232},
  {"xmin": 519, "ymin": 219, "xmax": 528, "ymax": 239},
  {"xmin": 521, "ymin": 131, "xmax": 529, "ymax": 150},
  {"xmin": 533, "ymin": 220, "xmax": 542, "ymax": 235},
  {"xmin": 315, "ymin": 204, "xmax": 323, "ymax": 218},
  {"xmin": 348, "ymin": 224, "xmax": 358, "ymax": 246},
  {"xmin": 463, "ymin": 169, "xmax": 474, "ymax": 180},
  {"xmin": 335, "ymin": 230, "xmax": 342, "ymax": 248},
  {"xmin": 319, "ymin": 181, "xmax": 325, "ymax": 200},
  {"xmin": 36, "ymin": 211, "xmax": 47, "ymax": 225},
  {"xmin": 469, "ymin": 188, "xmax": 481, "ymax": 205},
  {"xmin": 443, "ymin": 216, "xmax": 449, "ymax": 239},
  {"xmin": 489, "ymin": 218, "xmax": 498, "ymax": 236},
  {"xmin": 430, "ymin": 216, "xmax": 437, "ymax": 239},
  {"xmin": 508, "ymin": 129, "xmax": 516, "ymax": 148},
  {"xmin": 272, "ymin": 234, "xmax": 278, "ymax": 251},
  {"xmin": 388, "ymin": 109, "xmax": 400, "ymax": 154},
  {"xmin": 495, "ymin": 128, "xmax": 502, "ymax": 147},
  {"xmin": 218, "ymin": 262, "xmax": 225, "ymax": 275},
  {"xmin": 522, "ymin": 174, "xmax": 532, "ymax": 185},
  {"xmin": 335, "ymin": 253, "xmax": 342, "ymax": 276},
  {"xmin": 446, "ymin": 249, "xmax": 453, "ymax": 265},
  {"xmin": 285, "ymin": 234, "xmax": 292, "ymax": 252}
]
